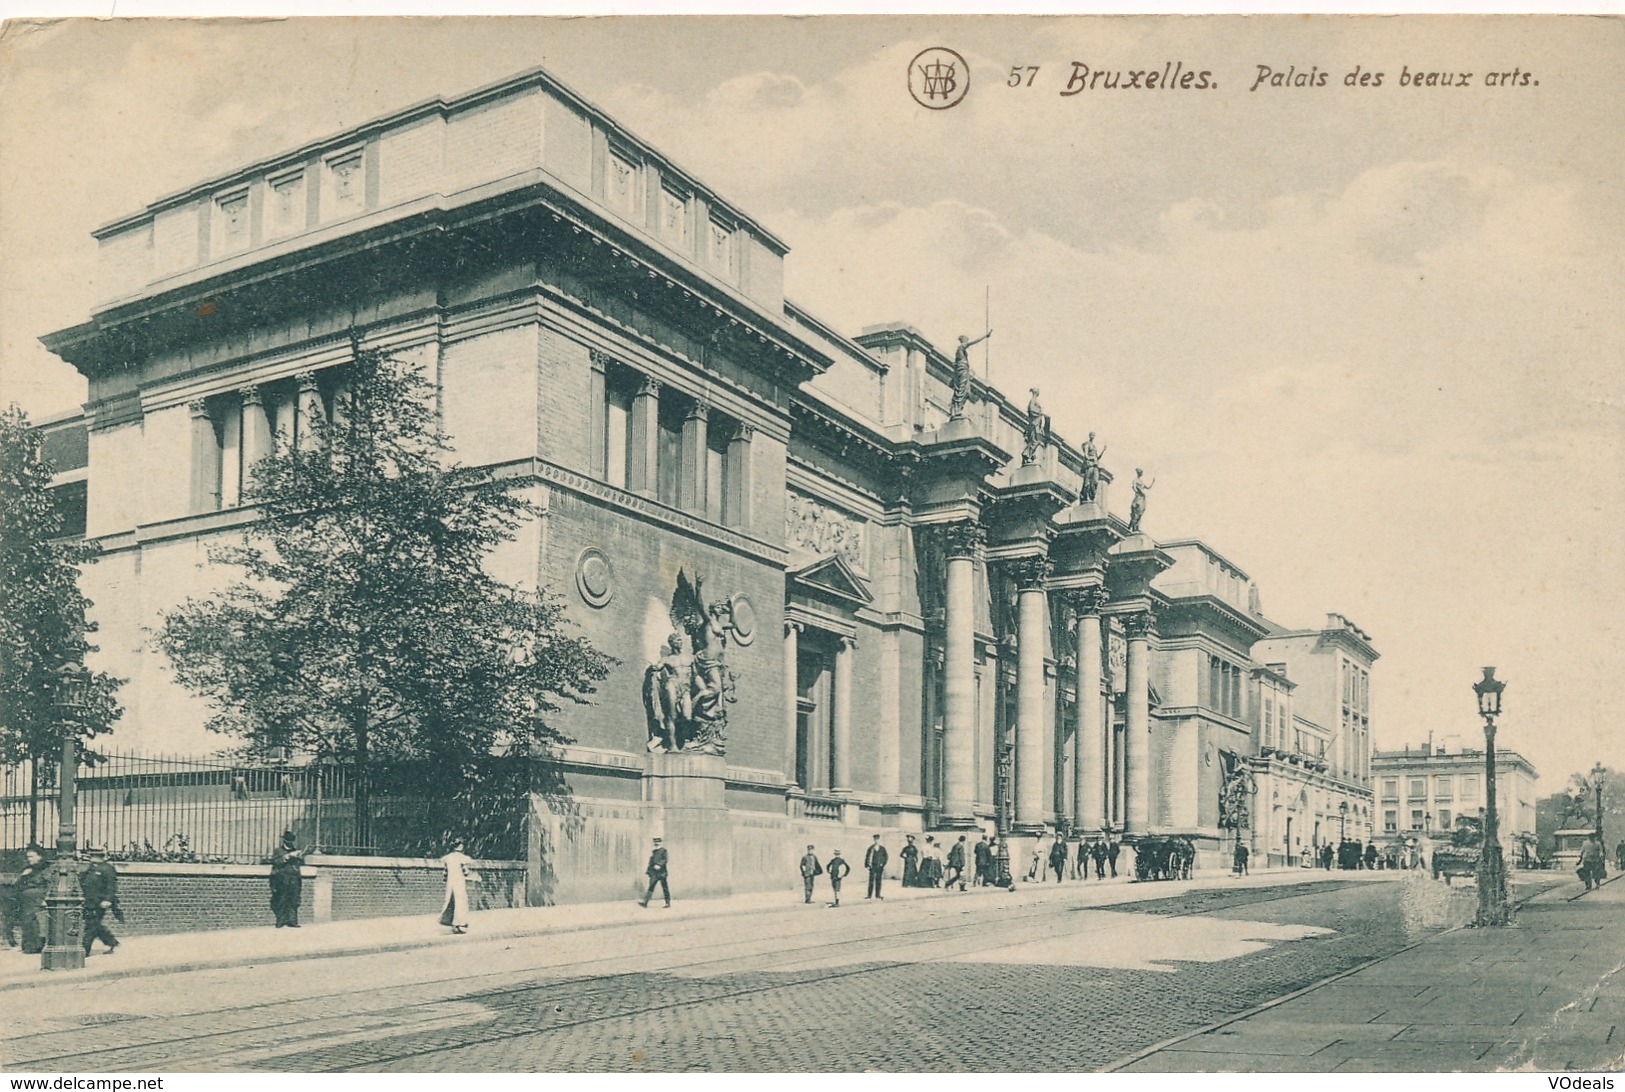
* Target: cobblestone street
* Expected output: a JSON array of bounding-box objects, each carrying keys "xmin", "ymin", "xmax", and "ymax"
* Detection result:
[{"xmin": 9, "ymin": 871, "xmax": 1609, "ymax": 1073}]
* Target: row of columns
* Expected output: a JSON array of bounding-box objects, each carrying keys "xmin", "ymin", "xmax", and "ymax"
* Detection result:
[
  {"xmin": 188, "ymin": 373, "xmax": 321, "ymax": 513},
  {"xmin": 935, "ymin": 521, "xmax": 1157, "ymax": 836}
]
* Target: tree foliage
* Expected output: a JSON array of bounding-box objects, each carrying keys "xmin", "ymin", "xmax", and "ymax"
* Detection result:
[
  {"xmin": 0, "ymin": 404, "xmax": 123, "ymax": 765},
  {"xmin": 156, "ymin": 341, "xmax": 615, "ymax": 853}
]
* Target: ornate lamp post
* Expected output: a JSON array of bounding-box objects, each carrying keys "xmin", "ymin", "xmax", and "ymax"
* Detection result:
[
  {"xmin": 994, "ymin": 739, "xmax": 1014, "ymax": 887},
  {"xmin": 1472, "ymin": 666, "xmax": 1510, "ymax": 927},
  {"xmin": 1591, "ymin": 762, "xmax": 1606, "ymax": 844},
  {"xmin": 42, "ymin": 661, "xmax": 89, "ymax": 970},
  {"xmin": 1339, "ymin": 799, "xmax": 1349, "ymax": 842}
]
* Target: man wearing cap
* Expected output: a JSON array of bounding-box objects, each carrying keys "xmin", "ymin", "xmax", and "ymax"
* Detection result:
[
  {"xmin": 640, "ymin": 837, "xmax": 671, "ymax": 908},
  {"xmin": 80, "ymin": 845, "xmax": 121, "ymax": 956},
  {"xmin": 864, "ymin": 833, "xmax": 889, "ymax": 900},
  {"xmin": 269, "ymin": 831, "xmax": 306, "ymax": 927},
  {"xmin": 799, "ymin": 844, "xmax": 823, "ymax": 904},
  {"xmin": 826, "ymin": 848, "xmax": 851, "ymax": 907}
]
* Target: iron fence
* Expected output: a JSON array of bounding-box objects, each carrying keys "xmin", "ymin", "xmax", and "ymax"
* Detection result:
[{"xmin": 0, "ymin": 752, "xmax": 520, "ymax": 864}]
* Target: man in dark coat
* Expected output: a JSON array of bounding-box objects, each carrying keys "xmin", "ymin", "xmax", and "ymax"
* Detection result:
[
  {"xmin": 972, "ymin": 836, "xmax": 991, "ymax": 886},
  {"xmin": 1048, "ymin": 838, "xmax": 1068, "ymax": 883},
  {"xmin": 799, "ymin": 845, "xmax": 823, "ymax": 904},
  {"xmin": 945, "ymin": 836, "xmax": 968, "ymax": 891},
  {"xmin": 269, "ymin": 831, "xmax": 306, "ymax": 927},
  {"xmin": 864, "ymin": 834, "xmax": 889, "ymax": 900},
  {"xmin": 640, "ymin": 837, "xmax": 671, "ymax": 907},
  {"xmin": 79, "ymin": 844, "xmax": 121, "ymax": 956},
  {"xmin": 1106, "ymin": 839, "xmax": 1120, "ymax": 878},
  {"xmin": 1364, "ymin": 842, "xmax": 1379, "ymax": 871},
  {"xmin": 827, "ymin": 848, "xmax": 851, "ymax": 907},
  {"xmin": 900, "ymin": 835, "xmax": 921, "ymax": 888},
  {"xmin": 1092, "ymin": 840, "xmax": 1107, "ymax": 879},
  {"xmin": 15, "ymin": 846, "xmax": 50, "ymax": 954}
]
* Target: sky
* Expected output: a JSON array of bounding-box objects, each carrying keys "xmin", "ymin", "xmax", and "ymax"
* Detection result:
[{"xmin": 0, "ymin": 15, "xmax": 1620, "ymax": 792}]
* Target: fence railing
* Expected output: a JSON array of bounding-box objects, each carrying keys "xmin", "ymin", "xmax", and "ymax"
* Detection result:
[{"xmin": 0, "ymin": 752, "xmax": 520, "ymax": 864}]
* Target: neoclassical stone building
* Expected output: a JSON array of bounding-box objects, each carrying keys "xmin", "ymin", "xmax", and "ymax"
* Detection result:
[{"xmin": 40, "ymin": 66, "xmax": 1375, "ymax": 900}]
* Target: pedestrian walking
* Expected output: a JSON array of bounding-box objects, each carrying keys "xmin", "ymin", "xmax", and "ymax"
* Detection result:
[
  {"xmin": 900, "ymin": 834, "xmax": 920, "ymax": 888},
  {"xmin": 1048, "ymin": 837, "xmax": 1068, "ymax": 883},
  {"xmin": 972, "ymin": 836, "xmax": 991, "ymax": 887},
  {"xmin": 864, "ymin": 834, "xmax": 889, "ymax": 899},
  {"xmin": 1106, "ymin": 839, "xmax": 1120, "ymax": 878},
  {"xmin": 1578, "ymin": 834, "xmax": 1607, "ymax": 891},
  {"xmin": 1615, "ymin": 839, "xmax": 1624, "ymax": 873},
  {"xmin": 639, "ymin": 837, "xmax": 671, "ymax": 907},
  {"xmin": 800, "ymin": 844, "xmax": 823, "ymax": 904},
  {"xmin": 15, "ymin": 846, "xmax": 50, "ymax": 954},
  {"xmin": 439, "ymin": 840, "xmax": 478, "ymax": 934},
  {"xmin": 1092, "ymin": 840, "xmax": 1107, "ymax": 879},
  {"xmin": 946, "ymin": 835, "xmax": 968, "ymax": 891},
  {"xmin": 827, "ymin": 848, "xmax": 851, "ymax": 906},
  {"xmin": 1025, "ymin": 843, "xmax": 1042, "ymax": 882},
  {"xmin": 79, "ymin": 844, "xmax": 121, "ymax": 956},
  {"xmin": 1364, "ymin": 842, "xmax": 1378, "ymax": 871},
  {"xmin": 1232, "ymin": 842, "xmax": 1250, "ymax": 876},
  {"xmin": 269, "ymin": 831, "xmax": 306, "ymax": 929}
]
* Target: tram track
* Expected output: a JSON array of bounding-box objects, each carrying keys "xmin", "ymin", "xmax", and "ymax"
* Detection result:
[{"xmin": 4, "ymin": 876, "xmax": 1385, "ymax": 1072}]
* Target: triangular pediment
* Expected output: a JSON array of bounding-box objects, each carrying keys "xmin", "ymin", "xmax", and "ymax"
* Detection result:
[{"xmin": 790, "ymin": 552, "xmax": 874, "ymax": 607}]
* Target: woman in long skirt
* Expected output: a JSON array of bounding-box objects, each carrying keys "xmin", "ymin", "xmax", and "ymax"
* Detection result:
[{"xmin": 439, "ymin": 840, "xmax": 478, "ymax": 934}]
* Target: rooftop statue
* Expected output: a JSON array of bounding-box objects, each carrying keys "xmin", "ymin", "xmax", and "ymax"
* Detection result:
[{"xmin": 948, "ymin": 329, "xmax": 991, "ymax": 419}]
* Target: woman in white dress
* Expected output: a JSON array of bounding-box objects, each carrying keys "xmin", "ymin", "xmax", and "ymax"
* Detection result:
[{"xmin": 438, "ymin": 840, "xmax": 478, "ymax": 934}]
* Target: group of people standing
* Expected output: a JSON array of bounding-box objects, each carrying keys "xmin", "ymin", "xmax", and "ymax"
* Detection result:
[
  {"xmin": 267, "ymin": 830, "xmax": 479, "ymax": 934},
  {"xmin": 1025, "ymin": 835, "xmax": 1121, "ymax": 882},
  {"xmin": 3, "ymin": 843, "xmax": 122, "ymax": 958}
]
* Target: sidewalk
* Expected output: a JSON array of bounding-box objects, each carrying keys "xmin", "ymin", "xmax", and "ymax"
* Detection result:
[
  {"xmin": 1114, "ymin": 873, "xmax": 1625, "ymax": 1072},
  {"xmin": 0, "ymin": 863, "xmax": 1371, "ymax": 991}
]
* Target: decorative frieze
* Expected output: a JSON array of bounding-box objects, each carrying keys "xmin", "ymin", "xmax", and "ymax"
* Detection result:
[{"xmin": 786, "ymin": 490, "xmax": 865, "ymax": 568}]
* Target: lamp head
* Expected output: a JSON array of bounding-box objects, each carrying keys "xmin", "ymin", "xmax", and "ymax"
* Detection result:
[{"xmin": 1472, "ymin": 666, "xmax": 1505, "ymax": 718}]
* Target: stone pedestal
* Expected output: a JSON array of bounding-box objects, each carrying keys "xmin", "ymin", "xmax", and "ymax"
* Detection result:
[{"xmin": 643, "ymin": 751, "xmax": 734, "ymax": 901}]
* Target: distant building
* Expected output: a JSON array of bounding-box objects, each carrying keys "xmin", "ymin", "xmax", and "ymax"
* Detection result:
[{"xmin": 1371, "ymin": 739, "xmax": 1539, "ymax": 866}]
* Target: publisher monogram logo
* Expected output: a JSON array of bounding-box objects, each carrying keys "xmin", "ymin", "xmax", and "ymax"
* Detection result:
[{"xmin": 909, "ymin": 47, "xmax": 970, "ymax": 110}]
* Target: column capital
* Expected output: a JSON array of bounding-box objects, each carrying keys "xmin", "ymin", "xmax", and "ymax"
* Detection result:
[
  {"xmin": 238, "ymin": 384, "xmax": 265, "ymax": 407},
  {"xmin": 187, "ymin": 398, "xmax": 211, "ymax": 418},
  {"xmin": 686, "ymin": 399, "xmax": 711, "ymax": 422},
  {"xmin": 942, "ymin": 520, "xmax": 985, "ymax": 560},
  {"xmin": 1124, "ymin": 609, "xmax": 1158, "ymax": 640},
  {"xmin": 785, "ymin": 619, "xmax": 804, "ymax": 637},
  {"xmin": 1010, "ymin": 555, "xmax": 1052, "ymax": 591},
  {"xmin": 732, "ymin": 421, "xmax": 756, "ymax": 443},
  {"xmin": 1062, "ymin": 586, "xmax": 1110, "ymax": 616},
  {"xmin": 638, "ymin": 375, "xmax": 662, "ymax": 398},
  {"xmin": 294, "ymin": 370, "xmax": 320, "ymax": 392},
  {"xmin": 837, "ymin": 634, "xmax": 857, "ymax": 651},
  {"xmin": 588, "ymin": 348, "xmax": 613, "ymax": 371}
]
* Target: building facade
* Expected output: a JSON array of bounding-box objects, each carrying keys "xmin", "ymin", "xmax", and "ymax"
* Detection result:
[
  {"xmin": 37, "ymin": 66, "xmax": 1376, "ymax": 900},
  {"xmin": 1371, "ymin": 740, "xmax": 1539, "ymax": 866}
]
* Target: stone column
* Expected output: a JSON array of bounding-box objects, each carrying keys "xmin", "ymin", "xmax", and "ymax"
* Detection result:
[
  {"xmin": 587, "ymin": 350, "xmax": 608, "ymax": 479},
  {"xmin": 630, "ymin": 376, "xmax": 661, "ymax": 496},
  {"xmin": 239, "ymin": 385, "xmax": 271, "ymax": 493},
  {"xmin": 295, "ymin": 372, "xmax": 323, "ymax": 452},
  {"xmin": 831, "ymin": 635, "xmax": 854, "ymax": 792},
  {"xmin": 726, "ymin": 422, "xmax": 753, "ymax": 528},
  {"xmin": 784, "ymin": 620, "xmax": 802, "ymax": 783},
  {"xmin": 940, "ymin": 521, "xmax": 983, "ymax": 826},
  {"xmin": 679, "ymin": 400, "xmax": 709, "ymax": 512},
  {"xmin": 1013, "ymin": 557, "xmax": 1051, "ymax": 832},
  {"xmin": 188, "ymin": 399, "xmax": 219, "ymax": 513},
  {"xmin": 1124, "ymin": 610, "xmax": 1155, "ymax": 833},
  {"xmin": 1072, "ymin": 589, "xmax": 1107, "ymax": 833}
]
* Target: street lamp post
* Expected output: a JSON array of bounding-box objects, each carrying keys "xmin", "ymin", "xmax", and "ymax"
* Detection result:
[
  {"xmin": 1473, "ymin": 666, "xmax": 1510, "ymax": 927},
  {"xmin": 1591, "ymin": 762, "xmax": 1606, "ymax": 845},
  {"xmin": 42, "ymin": 661, "xmax": 89, "ymax": 971}
]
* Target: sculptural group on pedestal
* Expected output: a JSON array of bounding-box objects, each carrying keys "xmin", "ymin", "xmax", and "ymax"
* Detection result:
[{"xmin": 642, "ymin": 570, "xmax": 740, "ymax": 756}]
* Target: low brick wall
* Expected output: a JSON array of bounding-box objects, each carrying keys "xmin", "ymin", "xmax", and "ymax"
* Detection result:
[{"xmin": 1, "ymin": 856, "xmax": 525, "ymax": 937}]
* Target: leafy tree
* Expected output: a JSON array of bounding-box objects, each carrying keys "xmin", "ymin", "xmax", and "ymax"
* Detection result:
[
  {"xmin": 0, "ymin": 404, "xmax": 123, "ymax": 841},
  {"xmin": 157, "ymin": 339, "xmax": 615, "ymax": 854}
]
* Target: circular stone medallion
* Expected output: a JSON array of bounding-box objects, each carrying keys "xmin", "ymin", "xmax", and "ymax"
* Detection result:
[{"xmin": 576, "ymin": 548, "xmax": 613, "ymax": 608}]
